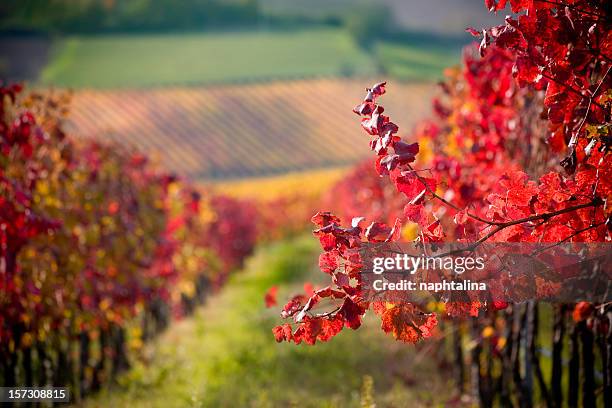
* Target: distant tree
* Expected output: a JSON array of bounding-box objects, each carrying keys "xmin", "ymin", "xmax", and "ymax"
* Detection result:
[
  {"xmin": 344, "ymin": 5, "xmax": 393, "ymax": 49},
  {"xmin": 0, "ymin": 0, "xmax": 260, "ymax": 34}
]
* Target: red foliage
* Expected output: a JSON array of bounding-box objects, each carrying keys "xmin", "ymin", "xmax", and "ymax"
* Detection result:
[
  {"xmin": 0, "ymin": 86, "xmax": 260, "ymax": 350},
  {"xmin": 264, "ymin": 286, "xmax": 278, "ymax": 308},
  {"xmin": 573, "ymin": 301, "xmax": 594, "ymax": 322},
  {"xmin": 206, "ymin": 195, "xmax": 258, "ymax": 274},
  {"xmin": 275, "ymin": 0, "xmax": 611, "ymax": 344},
  {"xmin": 376, "ymin": 302, "xmax": 437, "ymax": 343}
]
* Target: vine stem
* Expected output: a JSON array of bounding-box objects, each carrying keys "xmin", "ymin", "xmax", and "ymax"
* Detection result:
[
  {"xmin": 539, "ymin": 72, "xmax": 606, "ymax": 111},
  {"xmin": 466, "ymin": 198, "xmax": 601, "ymax": 250},
  {"xmin": 531, "ymin": 221, "xmax": 605, "ymax": 255},
  {"xmin": 570, "ymin": 65, "xmax": 611, "ymax": 153},
  {"xmin": 406, "ymin": 163, "xmax": 603, "ymax": 247}
]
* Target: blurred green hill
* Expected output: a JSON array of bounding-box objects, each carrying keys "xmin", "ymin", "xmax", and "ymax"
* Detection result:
[{"xmin": 0, "ymin": 0, "xmax": 258, "ymax": 33}]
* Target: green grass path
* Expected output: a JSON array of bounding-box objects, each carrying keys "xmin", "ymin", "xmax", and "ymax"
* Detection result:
[{"xmin": 84, "ymin": 235, "xmax": 452, "ymax": 407}]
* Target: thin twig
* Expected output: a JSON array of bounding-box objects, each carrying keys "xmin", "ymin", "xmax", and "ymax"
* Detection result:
[{"xmin": 531, "ymin": 221, "xmax": 605, "ymax": 256}]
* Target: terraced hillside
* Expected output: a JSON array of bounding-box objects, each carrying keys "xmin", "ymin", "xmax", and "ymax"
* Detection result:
[{"xmin": 67, "ymin": 79, "xmax": 435, "ymax": 180}]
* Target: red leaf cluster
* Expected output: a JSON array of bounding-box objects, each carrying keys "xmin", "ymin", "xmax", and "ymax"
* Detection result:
[
  {"xmin": 375, "ymin": 302, "xmax": 437, "ymax": 343},
  {"xmin": 264, "ymin": 286, "xmax": 278, "ymax": 308},
  {"xmin": 479, "ymin": 0, "xmax": 611, "ymax": 174},
  {"xmin": 273, "ymin": 212, "xmax": 407, "ymax": 344}
]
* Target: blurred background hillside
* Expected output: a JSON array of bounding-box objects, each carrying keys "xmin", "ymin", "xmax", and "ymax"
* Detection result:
[{"xmin": 0, "ymin": 0, "xmax": 502, "ymax": 186}]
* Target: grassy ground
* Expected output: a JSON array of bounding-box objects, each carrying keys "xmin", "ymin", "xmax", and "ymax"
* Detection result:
[
  {"xmin": 40, "ymin": 29, "xmax": 377, "ymax": 88},
  {"xmin": 83, "ymin": 235, "xmax": 454, "ymax": 407},
  {"xmin": 39, "ymin": 28, "xmax": 460, "ymax": 88}
]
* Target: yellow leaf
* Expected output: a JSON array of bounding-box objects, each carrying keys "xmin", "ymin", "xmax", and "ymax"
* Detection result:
[
  {"xmin": 99, "ymin": 298, "xmax": 111, "ymax": 311},
  {"xmin": 36, "ymin": 180, "xmax": 50, "ymax": 195},
  {"xmin": 21, "ymin": 332, "xmax": 34, "ymax": 348},
  {"xmin": 482, "ymin": 326, "xmax": 495, "ymax": 338},
  {"xmin": 401, "ymin": 222, "xmax": 419, "ymax": 241}
]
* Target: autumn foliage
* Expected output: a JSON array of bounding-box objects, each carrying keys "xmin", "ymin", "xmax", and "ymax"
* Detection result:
[
  {"xmin": 275, "ymin": 0, "xmax": 610, "ymax": 346},
  {"xmin": 0, "ymin": 86, "xmax": 261, "ymax": 390}
]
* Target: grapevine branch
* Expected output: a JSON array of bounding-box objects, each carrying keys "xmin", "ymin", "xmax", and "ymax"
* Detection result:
[
  {"xmin": 469, "ymin": 198, "xmax": 601, "ymax": 249},
  {"xmin": 434, "ymin": 199, "xmax": 602, "ymax": 258},
  {"xmin": 531, "ymin": 221, "xmax": 606, "ymax": 256},
  {"xmin": 539, "ymin": 72, "xmax": 606, "ymax": 111},
  {"xmin": 571, "ymin": 65, "xmax": 611, "ymax": 151},
  {"xmin": 407, "ymin": 163, "xmax": 603, "ymax": 236}
]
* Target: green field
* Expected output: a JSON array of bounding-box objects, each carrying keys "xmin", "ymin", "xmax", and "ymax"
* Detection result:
[
  {"xmin": 39, "ymin": 28, "xmax": 460, "ymax": 88},
  {"xmin": 84, "ymin": 235, "xmax": 453, "ymax": 407},
  {"xmin": 41, "ymin": 29, "xmax": 378, "ymax": 88},
  {"xmin": 375, "ymin": 41, "xmax": 462, "ymax": 81}
]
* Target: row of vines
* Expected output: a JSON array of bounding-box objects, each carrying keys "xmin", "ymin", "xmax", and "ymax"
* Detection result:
[
  {"xmin": 0, "ymin": 84, "xmax": 314, "ymax": 401},
  {"xmin": 275, "ymin": 1, "xmax": 611, "ymax": 407}
]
